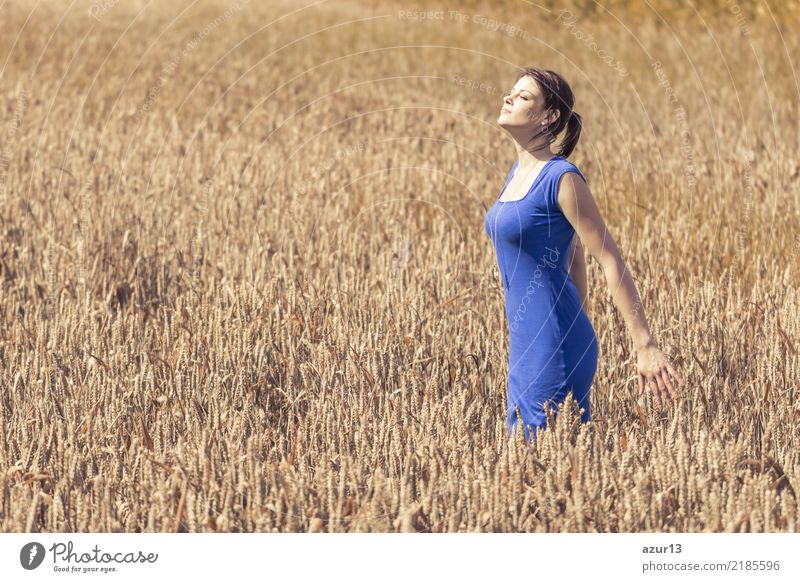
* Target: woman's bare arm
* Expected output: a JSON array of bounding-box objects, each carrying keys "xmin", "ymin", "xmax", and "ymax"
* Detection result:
[
  {"xmin": 556, "ymin": 172, "xmax": 685, "ymax": 406},
  {"xmin": 557, "ymin": 173, "xmax": 652, "ymax": 348},
  {"xmin": 567, "ymin": 234, "xmax": 588, "ymax": 309}
]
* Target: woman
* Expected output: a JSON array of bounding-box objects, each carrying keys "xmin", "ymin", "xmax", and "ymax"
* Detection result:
[{"xmin": 484, "ymin": 67, "xmax": 685, "ymax": 444}]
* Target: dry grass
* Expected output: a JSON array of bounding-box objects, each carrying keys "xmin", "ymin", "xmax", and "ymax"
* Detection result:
[{"xmin": 0, "ymin": 0, "xmax": 798, "ymax": 532}]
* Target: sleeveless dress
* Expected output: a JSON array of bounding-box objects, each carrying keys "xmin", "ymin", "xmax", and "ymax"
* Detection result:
[{"xmin": 483, "ymin": 156, "xmax": 598, "ymax": 443}]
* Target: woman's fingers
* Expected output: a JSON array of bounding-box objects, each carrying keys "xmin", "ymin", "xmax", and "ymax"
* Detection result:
[
  {"xmin": 666, "ymin": 361, "xmax": 685, "ymax": 387},
  {"xmin": 649, "ymin": 375, "xmax": 663, "ymax": 408},
  {"xmin": 636, "ymin": 350, "xmax": 686, "ymax": 410},
  {"xmin": 660, "ymin": 367, "xmax": 676, "ymax": 403},
  {"xmin": 653, "ymin": 372, "xmax": 669, "ymax": 408}
]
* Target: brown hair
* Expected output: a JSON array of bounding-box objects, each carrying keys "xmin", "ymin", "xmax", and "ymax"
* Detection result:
[{"xmin": 516, "ymin": 67, "xmax": 582, "ymax": 158}]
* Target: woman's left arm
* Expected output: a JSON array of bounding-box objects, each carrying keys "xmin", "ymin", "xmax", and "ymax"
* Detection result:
[{"xmin": 556, "ymin": 172, "xmax": 686, "ymax": 408}]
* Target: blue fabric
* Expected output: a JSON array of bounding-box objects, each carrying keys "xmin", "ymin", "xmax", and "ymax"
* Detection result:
[{"xmin": 484, "ymin": 156, "xmax": 598, "ymax": 443}]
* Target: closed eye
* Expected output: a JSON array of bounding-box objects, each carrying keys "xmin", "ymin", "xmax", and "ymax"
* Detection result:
[{"xmin": 505, "ymin": 89, "xmax": 530, "ymax": 101}]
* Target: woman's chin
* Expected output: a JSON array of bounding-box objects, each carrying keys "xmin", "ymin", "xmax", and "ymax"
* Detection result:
[{"xmin": 498, "ymin": 112, "xmax": 517, "ymax": 125}]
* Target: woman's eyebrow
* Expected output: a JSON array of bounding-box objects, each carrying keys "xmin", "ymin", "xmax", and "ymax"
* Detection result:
[{"xmin": 509, "ymin": 86, "xmax": 535, "ymax": 97}]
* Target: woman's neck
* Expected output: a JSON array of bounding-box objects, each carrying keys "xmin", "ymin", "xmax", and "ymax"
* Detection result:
[{"xmin": 515, "ymin": 143, "xmax": 557, "ymax": 170}]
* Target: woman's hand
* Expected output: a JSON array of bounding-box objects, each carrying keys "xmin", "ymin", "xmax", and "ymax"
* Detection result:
[{"xmin": 636, "ymin": 343, "xmax": 685, "ymax": 409}]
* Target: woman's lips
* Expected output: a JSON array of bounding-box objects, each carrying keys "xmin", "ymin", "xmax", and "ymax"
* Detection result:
[{"xmin": 501, "ymin": 108, "xmax": 511, "ymax": 114}]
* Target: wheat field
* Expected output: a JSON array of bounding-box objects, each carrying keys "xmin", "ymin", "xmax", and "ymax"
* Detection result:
[{"xmin": 0, "ymin": 0, "xmax": 798, "ymax": 533}]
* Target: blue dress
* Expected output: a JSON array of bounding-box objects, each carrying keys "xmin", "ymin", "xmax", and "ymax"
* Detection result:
[{"xmin": 483, "ymin": 156, "xmax": 598, "ymax": 443}]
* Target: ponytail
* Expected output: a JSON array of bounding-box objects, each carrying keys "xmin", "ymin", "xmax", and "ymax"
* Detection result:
[{"xmin": 558, "ymin": 111, "xmax": 582, "ymax": 158}]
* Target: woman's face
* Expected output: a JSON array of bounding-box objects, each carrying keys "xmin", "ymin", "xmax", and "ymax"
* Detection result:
[{"xmin": 498, "ymin": 75, "xmax": 554, "ymax": 131}]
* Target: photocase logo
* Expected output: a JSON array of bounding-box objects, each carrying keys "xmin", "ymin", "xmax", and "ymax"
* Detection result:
[{"xmin": 20, "ymin": 542, "xmax": 46, "ymax": 570}]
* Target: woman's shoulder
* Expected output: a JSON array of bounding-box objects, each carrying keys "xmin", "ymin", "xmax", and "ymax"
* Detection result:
[
  {"xmin": 542, "ymin": 157, "xmax": 587, "ymax": 210},
  {"xmin": 554, "ymin": 156, "xmax": 587, "ymax": 182}
]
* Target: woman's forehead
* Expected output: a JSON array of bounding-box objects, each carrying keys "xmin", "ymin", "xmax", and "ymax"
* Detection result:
[{"xmin": 515, "ymin": 75, "xmax": 540, "ymax": 94}]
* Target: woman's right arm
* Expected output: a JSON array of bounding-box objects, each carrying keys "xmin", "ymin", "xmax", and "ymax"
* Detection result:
[{"xmin": 567, "ymin": 234, "xmax": 588, "ymax": 309}]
